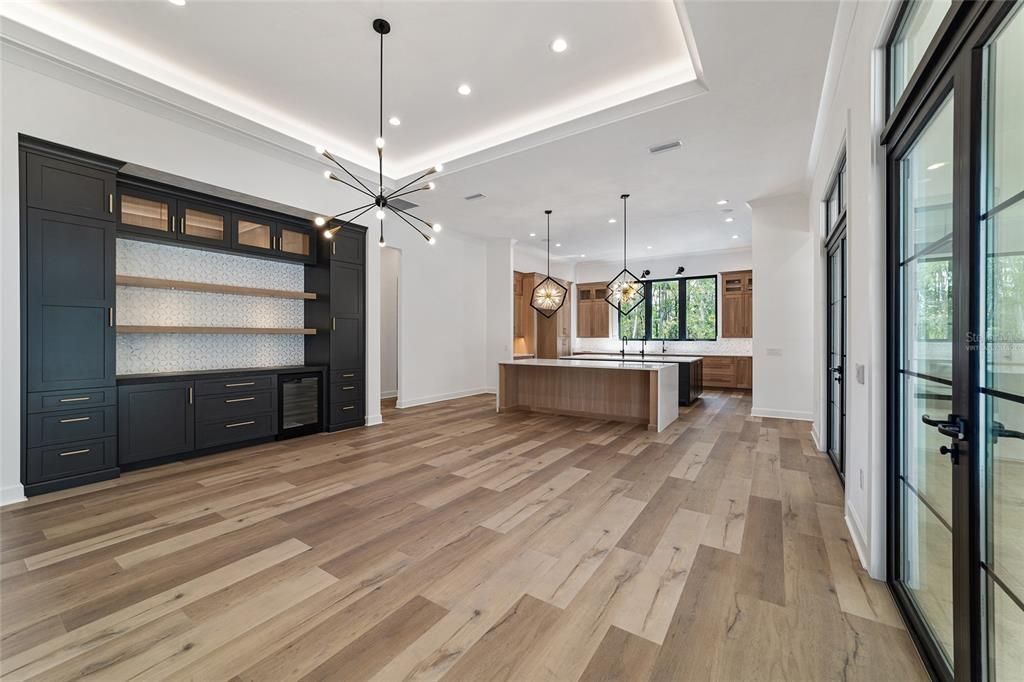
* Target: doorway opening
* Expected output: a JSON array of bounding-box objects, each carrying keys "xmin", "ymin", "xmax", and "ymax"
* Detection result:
[{"xmin": 380, "ymin": 246, "xmax": 400, "ymax": 407}]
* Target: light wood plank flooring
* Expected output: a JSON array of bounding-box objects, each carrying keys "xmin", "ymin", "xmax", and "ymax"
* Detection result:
[{"xmin": 0, "ymin": 391, "xmax": 927, "ymax": 681}]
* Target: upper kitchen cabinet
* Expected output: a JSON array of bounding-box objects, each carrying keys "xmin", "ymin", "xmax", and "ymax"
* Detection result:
[
  {"xmin": 278, "ymin": 222, "xmax": 316, "ymax": 263},
  {"xmin": 176, "ymin": 199, "xmax": 230, "ymax": 248},
  {"xmin": 231, "ymin": 214, "xmax": 316, "ymax": 264},
  {"xmin": 24, "ymin": 149, "xmax": 118, "ymax": 221},
  {"xmin": 721, "ymin": 269, "xmax": 753, "ymax": 338},
  {"xmin": 577, "ymin": 282, "xmax": 610, "ymax": 338},
  {"xmin": 329, "ymin": 225, "xmax": 365, "ymax": 265},
  {"xmin": 118, "ymin": 187, "xmax": 175, "ymax": 239}
]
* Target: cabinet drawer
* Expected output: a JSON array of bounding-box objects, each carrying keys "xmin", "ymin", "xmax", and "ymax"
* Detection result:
[
  {"xmin": 27, "ymin": 387, "xmax": 117, "ymax": 413},
  {"xmin": 26, "ymin": 436, "xmax": 117, "ymax": 484},
  {"xmin": 196, "ymin": 390, "xmax": 275, "ymax": 423},
  {"xmin": 27, "ymin": 406, "xmax": 116, "ymax": 448},
  {"xmin": 196, "ymin": 413, "xmax": 276, "ymax": 450},
  {"xmin": 330, "ymin": 382, "xmax": 363, "ymax": 402},
  {"xmin": 330, "ymin": 400, "xmax": 364, "ymax": 426},
  {"xmin": 195, "ymin": 375, "xmax": 274, "ymax": 396},
  {"xmin": 702, "ymin": 357, "xmax": 737, "ymax": 387},
  {"xmin": 330, "ymin": 369, "xmax": 363, "ymax": 383}
]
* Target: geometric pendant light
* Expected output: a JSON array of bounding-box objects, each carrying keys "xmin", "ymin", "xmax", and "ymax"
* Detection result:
[
  {"xmin": 530, "ymin": 210, "xmax": 567, "ymax": 318},
  {"xmin": 605, "ymin": 193, "xmax": 645, "ymax": 315}
]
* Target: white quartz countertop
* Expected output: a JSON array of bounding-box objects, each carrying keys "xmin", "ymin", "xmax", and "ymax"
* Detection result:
[
  {"xmin": 500, "ymin": 358, "xmax": 675, "ymax": 372},
  {"xmin": 564, "ymin": 354, "xmax": 703, "ymax": 364},
  {"xmin": 574, "ymin": 351, "xmax": 749, "ymax": 358}
]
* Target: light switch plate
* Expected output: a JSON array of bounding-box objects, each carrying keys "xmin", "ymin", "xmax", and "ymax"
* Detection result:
[
  {"xmin": 766, "ymin": 348, "xmax": 782, "ymax": 357},
  {"xmin": 856, "ymin": 364, "xmax": 865, "ymax": 384}
]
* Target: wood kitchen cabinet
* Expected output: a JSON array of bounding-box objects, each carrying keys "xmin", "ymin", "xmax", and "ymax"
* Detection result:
[
  {"xmin": 721, "ymin": 270, "xmax": 753, "ymax": 338},
  {"xmin": 535, "ymin": 275, "xmax": 572, "ymax": 359},
  {"xmin": 701, "ymin": 356, "xmax": 753, "ymax": 389},
  {"xmin": 576, "ymin": 282, "xmax": 610, "ymax": 338}
]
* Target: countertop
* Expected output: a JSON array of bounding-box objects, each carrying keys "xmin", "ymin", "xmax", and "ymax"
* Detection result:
[
  {"xmin": 500, "ymin": 358, "xmax": 674, "ymax": 372},
  {"xmin": 564, "ymin": 354, "xmax": 703, "ymax": 364},
  {"xmin": 117, "ymin": 365, "xmax": 327, "ymax": 384},
  {"xmin": 573, "ymin": 351, "xmax": 751, "ymax": 358}
]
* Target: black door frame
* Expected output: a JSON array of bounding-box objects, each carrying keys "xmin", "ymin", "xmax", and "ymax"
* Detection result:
[
  {"xmin": 825, "ymin": 224, "xmax": 847, "ymax": 483},
  {"xmin": 883, "ymin": 2, "xmax": 1018, "ymax": 680}
]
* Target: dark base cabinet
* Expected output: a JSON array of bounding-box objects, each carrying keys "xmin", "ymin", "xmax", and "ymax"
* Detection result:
[{"xmin": 118, "ymin": 381, "xmax": 195, "ymax": 465}]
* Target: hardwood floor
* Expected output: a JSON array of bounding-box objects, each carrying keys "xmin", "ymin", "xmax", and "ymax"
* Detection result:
[{"xmin": 0, "ymin": 391, "xmax": 926, "ymax": 681}]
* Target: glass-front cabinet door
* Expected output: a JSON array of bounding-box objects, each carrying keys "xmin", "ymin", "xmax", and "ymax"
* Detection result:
[
  {"xmin": 118, "ymin": 188, "xmax": 174, "ymax": 238},
  {"xmin": 979, "ymin": 4, "xmax": 1024, "ymax": 679},
  {"xmin": 178, "ymin": 201, "xmax": 229, "ymax": 247},
  {"xmin": 231, "ymin": 214, "xmax": 274, "ymax": 254},
  {"xmin": 278, "ymin": 224, "xmax": 313, "ymax": 261}
]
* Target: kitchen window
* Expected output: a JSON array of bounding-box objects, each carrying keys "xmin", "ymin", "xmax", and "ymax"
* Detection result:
[{"xmin": 618, "ymin": 275, "xmax": 717, "ymax": 341}]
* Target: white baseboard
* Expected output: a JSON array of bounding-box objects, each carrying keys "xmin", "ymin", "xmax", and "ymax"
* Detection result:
[
  {"xmin": 365, "ymin": 414, "xmax": 383, "ymax": 426},
  {"xmin": 810, "ymin": 424, "xmax": 825, "ymax": 451},
  {"xmin": 845, "ymin": 502, "xmax": 871, "ymax": 573},
  {"xmin": 750, "ymin": 407, "xmax": 814, "ymax": 421},
  {"xmin": 396, "ymin": 387, "xmax": 490, "ymax": 409},
  {"xmin": 380, "ymin": 390, "xmax": 398, "ymax": 399},
  {"xmin": 1, "ymin": 484, "xmax": 27, "ymax": 507}
]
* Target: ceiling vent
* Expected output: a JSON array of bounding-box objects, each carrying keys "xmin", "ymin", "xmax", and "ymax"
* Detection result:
[
  {"xmin": 464, "ymin": 193, "xmax": 487, "ymax": 201},
  {"xmin": 389, "ymin": 197, "xmax": 419, "ymax": 211},
  {"xmin": 648, "ymin": 139, "xmax": 682, "ymax": 155}
]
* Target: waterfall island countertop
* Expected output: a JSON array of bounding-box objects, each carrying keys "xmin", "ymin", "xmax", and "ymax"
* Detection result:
[{"xmin": 497, "ymin": 359, "xmax": 678, "ymax": 432}]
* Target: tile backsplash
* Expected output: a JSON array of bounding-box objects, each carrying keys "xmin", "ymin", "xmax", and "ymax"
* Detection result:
[
  {"xmin": 573, "ymin": 336, "xmax": 753, "ymax": 356},
  {"xmin": 116, "ymin": 239, "xmax": 306, "ymax": 374}
]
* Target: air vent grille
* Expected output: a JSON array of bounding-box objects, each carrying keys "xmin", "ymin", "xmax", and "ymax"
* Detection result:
[
  {"xmin": 464, "ymin": 193, "xmax": 486, "ymax": 201},
  {"xmin": 389, "ymin": 197, "xmax": 419, "ymax": 211},
  {"xmin": 648, "ymin": 140, "xmax": 682, "ymax": 155}
]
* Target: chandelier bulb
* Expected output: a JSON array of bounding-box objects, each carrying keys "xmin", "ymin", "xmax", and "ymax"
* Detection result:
[
  {"xmin": 376, "ymin": 137, "xmax": 385, "ymax": 149},
  {"xmin": 323, "ymin": 170, "xmax": 332, "ymax": 180},
  {"xmin": 323, "ymin": 229, "xmax": 334, "ymax": 239},
  {"xmin": 433, "ymin": 163, "xmax": 444, "ymax": 173},
  {"xmin": 375, "ymin": 209, "xmax": 387, "ymax": 221},
  {"xmin": 432, "ymin": 223, "xmax": 442, "ymax": 232},
  {"xmin": 427, "ymin": 182, "xmax": 436, "ymax": 191},
  {"xmin": 379, "ymin": 236, "xmax": 386, "ymax": 247},
  {"xmin": 314, "ymin": 145, "xmax": 326, "ymax": 155},
  {"xmin": 314, "ymin": 216, "xmax": 326, "ymax": 227},
  {"xmin": 428, "ymin": 236, "xmax": 436, "ymax": 245}
]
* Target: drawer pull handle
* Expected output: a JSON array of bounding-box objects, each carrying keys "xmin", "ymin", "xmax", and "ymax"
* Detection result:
[
  {"xmin": 342, "ymin": 386, "xmax": 355, "ymax": 391},
  {"xmin": 225, "ymin": 420, "xmax": 256, "ymax": 428},
  {"xmin": 59, "ymin": 396, "xmax": 91, "ymax": 403},
  {"xmin": 342, "ymin": 373, "xmax": 355, "ymax": 378},
  {"xmin": 224, "ymin": 397, "xmax": 256, "ymax": 403},
  {"xmin": 342, "ymin": 406, "xmax": 355, "ymax": 411},
  {"xmin": 225, "ymin": 382, "xmax": 256, "ymax": 387},
  {"xmin": 59, "ymin": 416, "xmax": 91, "ymax": 424},
  {"xmin": 59, "ymin": 448, "xmax": 91, "ymax": 457}
]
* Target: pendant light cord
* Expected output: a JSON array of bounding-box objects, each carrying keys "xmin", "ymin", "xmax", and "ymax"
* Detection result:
[
  {"xmin": 622, "ymin": 195, "xmax": 628, "ymax": 270},
  {"xmin": 547, "ymin": 212, "xmax": 551, "ymax": 275},
  {"xmin": 378, "ymin": 31, "xmax": 384, "ymax": 191}
]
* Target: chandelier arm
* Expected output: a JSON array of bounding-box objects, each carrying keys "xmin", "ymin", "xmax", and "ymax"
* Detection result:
[
  {"xmin": 328, "ymin": 174, "xmax": 377, "ymax": 198},
  {"xmin": 385, "ymin": 168, "xmax": 435, "ymax": 199},
  {"xmin": 390, "ymin": 205, "xmax": 436, "ymax": 230},
  {"xmin": 341, "ymin": 203, "xmax": 377, "ymax": 228},
  {"xmin": 330, "ymin": 202, "xmax": 375, "ymax": 219},
  {"xmin": 386, "ymin": 184, "xmax": 431, "ymax": 201},
  {"xmin": 324, "ymin": 151, "xmax": 376, "ymax": 196},
  {"xmin": 391, "ymin": 207, "xmax": 433, "ymax": 242}
]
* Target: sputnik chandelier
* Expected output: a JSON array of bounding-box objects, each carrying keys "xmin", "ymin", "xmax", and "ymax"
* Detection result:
[
  {"xmin": 605, "ymin": 193, "xmax": 645, "ymax": 315},
  {"xmin": 530, "ymin": 210, "xmax": 567, "ymax": 317},
  {"xmin": 314, "ymin": 18, "xmax": 442, "ymax": 247}
]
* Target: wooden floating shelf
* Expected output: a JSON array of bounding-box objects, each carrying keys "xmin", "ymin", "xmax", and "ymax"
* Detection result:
[
  {"xmin": 116, "ymin": 275, "xmax": 316, "ymax": 300},
  {"xmin": 117, "ymin": 326, "xmax": 316, "ymax": 335}
]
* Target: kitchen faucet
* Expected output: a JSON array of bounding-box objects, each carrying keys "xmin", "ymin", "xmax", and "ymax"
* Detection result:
[
  {"xmin": 640, "ymin": 338, "xmax": 646, "ymax": 360},
  {"xmin": 621, "ymin": 335, "xmax": 626, "ymax": 360},
  {"xmin": 662, "ymin": 340, "xmax": 667, "ymax": 354}
]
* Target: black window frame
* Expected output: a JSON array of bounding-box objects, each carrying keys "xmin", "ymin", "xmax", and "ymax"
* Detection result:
[{"xmin": 618, "ymin": 274, "xmax": 718, "ymax": 342}]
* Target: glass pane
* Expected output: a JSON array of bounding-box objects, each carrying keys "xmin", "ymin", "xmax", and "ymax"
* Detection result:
[
  {"xmin": 183, "ymin": 208, "xmax": 224, "ymax": 241},
  {"xmin": 619, "ymin": 299, "xmax": 645, "ymax": 340},
  {"xmin": 904, "ymin": 254, "xmax": 954, "ymax": 380},
  {"xmin": 121, "ymin": 195, "xmax": 169, "ymax": 233},
  {"xmin": 280, "ymin": 228, "xmax": 311, "ymax": 256},
  {"xmin": 901, "ymin": 97, "xmax": 954, "ymax": 259},
  {"xmin": 828, "ymin": 186, "xmax": 839, "ymax": 228},
  {"xmin": 987, "ymin": 2, "xmax": 1024, "ymax": 209},
  {"xmin": 650, "ymin": 281, "xmax": 679, "ymax": 339},
  {"xmin": 839, "ymin": 162, "xmax": 847, "ymax": 212},
  {"xmin": 986, "ymin": 396, "xmax": 1024, "ymax": 600},
  {"xmin": 685, "ymin": 277, "xmax": 716, "ymax": 340},
  {"xmin": 985, "ymin": 200, "xmax": 1024, "ymax": 396},
  {"xmin": 237, "ymin": 219, "xmax": 271, "ymax": 249},
  {"xmin": 903, "ymin": 374, "xmax": 954, "ymax": 525},
  {"xmin": 890, "ymin": 0, "xmax": 952, "ymax": 108},
  {"xmin": 902, "ymin": 481, "xmax": 955, "ymax": 663},
  {"xmin": 991, "ymin": 578, "xmax": 1024, "ymax": 681}
]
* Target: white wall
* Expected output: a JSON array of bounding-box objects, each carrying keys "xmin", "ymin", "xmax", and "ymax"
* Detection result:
[
  {"xmin": 485, "ymin": 239, "xmax": 514, "ymax": 392},
  {"xmin": 0, "ymin": 41, "xmax": 493, "ymax": 502},
  {"xmin": 513, "ymin": 244, "xmax": 575, "ymax": 281},
  {"xmin": 750, "ymin": 193, "xmax": 815, "ymax": 421},
  {"xmin": 572, "ymin": 247, "xmax": 754, "ymax": 355},
  {"xmin": 805, "ymin": 0, "xmax": 895, "ymax": 577},
  {"xmin": 380, "ymin": 247, "xmax": 400, "ymax": 399}
]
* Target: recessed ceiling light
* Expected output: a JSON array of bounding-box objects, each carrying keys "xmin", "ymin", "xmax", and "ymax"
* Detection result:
[
  {"xmin": 529, "ymin": 232, "xmax": 537, "ymax": 237},
  {"xmin": 608, "ymin": 218, "xmax": 616, "ymax": 223},
  {"xmin": 927, "ymin": 162, "xmax": 947, "ymax": 170},
  {"xmin": 550, "ymin": 37, "xmax": 568, "ymax": 53},
  {"xmin": 646, "ymin": 245, "xmax": 653, "ymax": 249},
  {"xmin": 457, "ymin": 84, "xmax": 472, "ymax": 96},
  {"xmin": 725, "ymin": 217, "xmax": 735, "ymax": 223},
  {"xmin": 388, "ymin": 116, "xmax": 401, "ymax": 126},
  {"xmin": 168, "ymin": 0, "xmax": 186, "ymax": 5},
  {"xmin": 731, "ymin": 234, "xmax": 739, "ymax": 239},
  {"xmin": 716, "ymin": 199, "xmax": 729, "ymax": 205},
  {"xmin": 580, "ymin": 254, "xmax": 585, "ymax": 258},
  {"xmin": 555, "ymin": 242, "xmax": 561, "ymax": 247}
]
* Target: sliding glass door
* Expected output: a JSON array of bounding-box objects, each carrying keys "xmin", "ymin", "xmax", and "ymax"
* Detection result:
[{"xmin": 886, "ymin": 2, "xmax": 1022, "ymax": 679}]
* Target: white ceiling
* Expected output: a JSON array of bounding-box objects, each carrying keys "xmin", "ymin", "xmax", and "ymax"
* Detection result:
[{"xmin": 3, "ymin": 0, "xmax": 838, "ymax": 262}]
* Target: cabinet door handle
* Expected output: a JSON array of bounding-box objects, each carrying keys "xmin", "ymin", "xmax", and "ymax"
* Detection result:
[
  {"xmin": 225, "ymin": 420, "xmax": 256, "ymax": 428},
  {"xmin": 225, "ymin": 382, "xmax": 256, "ymax": 387},
  {"xmin": 108, "ymin": 308, "xmax": 114, "ymax": 327},
  {"xmin": 332, "ymin": 318, "xmax": 336, "ymax": 331},
  {"xmin": 224, "ymin": 396, "xmax": 255, "ymax": 403},
  {"xmin": 180, "ymin": 216, "xmax": 185, "ymax": 233},
  {"xmin": 59, "ymin": 396, "xmax": 91, "ymax": 403},
  {"xmin": 59, "ymin": 448, "xmax": 91, "ymax": 457},
  {"xmin": 342, "ymin": 373, "xmax": 355, "ymax": 378},
  {"xmin": 59, "ymin": 416, "xmax": 90, "ymax": 423},
  {"xmin": 189, "ymin": 387, "xmax": 193, "ymax": 404},
  {"xmin": 342, "ymin": 406, "xmax": 355, "ymax": 411},
  {"xmin": 108, "ymin": 193, "xmax": 114, "ymax": 214},
  {"xmin": 332, "ymin": 242, "xmax": 336, "ymax": 256},
  {"xmin": 342, "ymin": 386, "xmax": 355, "ymax": 391}
]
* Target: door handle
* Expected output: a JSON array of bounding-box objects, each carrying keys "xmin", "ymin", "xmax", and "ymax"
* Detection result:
[
  {"xmin": 921, "ymin": 413, "xmax": 967, "ymax": 440},
  {"xmin": 992, "ymin": 421, "xmax": 1024, "ymax": 444}
]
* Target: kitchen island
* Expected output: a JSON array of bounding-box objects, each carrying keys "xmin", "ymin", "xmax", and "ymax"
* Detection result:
[
  {"xmin": 562, "ymin": 354, "xmax": 703, "ymax": 406},
  {"xmin": 497, "ymin": 359, "xmax": 678, "ymax": 432}
]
